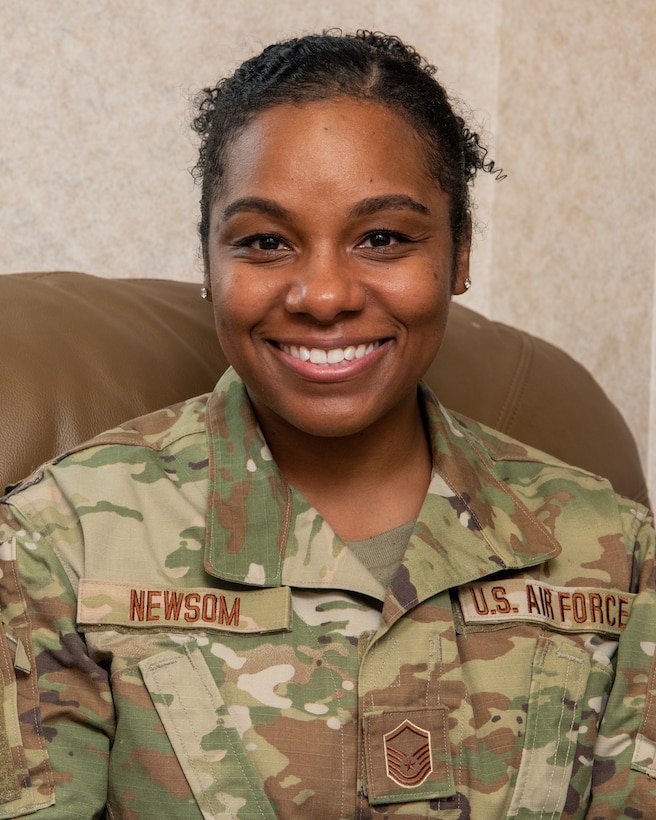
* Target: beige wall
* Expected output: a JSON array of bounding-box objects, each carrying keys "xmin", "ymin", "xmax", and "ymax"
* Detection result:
[{"xmin": 2, "ymin": 0, "xmax": 655, "ymax": 497}]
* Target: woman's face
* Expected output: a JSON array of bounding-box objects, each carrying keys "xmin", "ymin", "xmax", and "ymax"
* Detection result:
[{"xmin": 205, "ymin": 97, "xmax": 470, "ymax": 441}]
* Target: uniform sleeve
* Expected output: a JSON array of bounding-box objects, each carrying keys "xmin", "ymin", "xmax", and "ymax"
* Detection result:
[
  {"xmin": 586, "ymin": 505, "xmax": 656, "ymax": 816},
  {"xmin": 0, "ymin": 499, "xmax": 113, "ymax": 818}
]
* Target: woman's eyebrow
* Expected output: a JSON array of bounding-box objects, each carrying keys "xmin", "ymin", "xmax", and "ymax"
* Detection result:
[
  {"xmin": 221, "ymin": 194, "xmax": 431, "ymax": 223},
  {"xmin": 221, "ymin": 197, "xmax": 291, "ymax": 221},
  {"xmin": 349, "ymin": 195, "xmax": 431, "ymax": 218}
]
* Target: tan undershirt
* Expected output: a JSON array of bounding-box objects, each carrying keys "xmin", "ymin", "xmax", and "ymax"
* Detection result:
[{"xmin": 344, "ymin": 519, "xmax": 416, "ymax": 589}]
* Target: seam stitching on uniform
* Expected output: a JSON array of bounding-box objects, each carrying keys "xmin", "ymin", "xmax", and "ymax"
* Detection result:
[
  {"xmin": 540, "ymin": 660, "xmax": 569, "ymax": 815},
  {"xmin": 644, "ymin": 661, "xmax": 655, "ymax": 739},
  {"xmin": 365, "ymin": 639, "xmax": 402, "ymax": 699},
  {"xmin": 365, "ymin": 713, "xmax": 378, "ymax": 798},
  {"xmin": 276, "ymin": 483, "xmax": 292, "ymax": 576},
  {"xmin": 362, "ymin": 638, "xmax": 401, "ymax": 802},
  {"xmin": 541, "ymin": 651, "xmax": 584, "ymax": 817},
  {"xmin": 438, "ymin": 703, "xmax": 449, "ymax": 796},
  {"xmin": 456, "ymin": 688, "xmax": 468, "ymax": 809},
  {"xmin": 425, "ymin": 635, "xmax": 438, "ymax": 708},
  {"xmin": 513, "ymin": 639, "xmax": 549, "ymax": 811}
]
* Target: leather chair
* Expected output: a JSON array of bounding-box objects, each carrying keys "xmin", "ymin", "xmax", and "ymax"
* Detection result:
[{"xmin": 1, "ymin": 271, "xmax": 649, "ymax": 506}]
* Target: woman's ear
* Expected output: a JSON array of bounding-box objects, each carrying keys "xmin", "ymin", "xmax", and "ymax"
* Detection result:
[{"xmin": 452, "ymin": 218, "xmax": 472, "ymax": 295}]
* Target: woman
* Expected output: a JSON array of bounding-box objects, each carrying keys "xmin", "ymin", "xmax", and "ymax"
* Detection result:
[{"xmin": 0, "ymin": 31, "xmax": 654, "ymax": 819}]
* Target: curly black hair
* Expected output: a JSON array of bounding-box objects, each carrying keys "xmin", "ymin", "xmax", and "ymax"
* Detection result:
[{"xmin": 192, "ymin": 30, "xmax": 499, "ymax": 252}]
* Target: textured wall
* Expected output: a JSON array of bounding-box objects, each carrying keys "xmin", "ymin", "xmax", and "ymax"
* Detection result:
[
  {"xmin": 491, "ymin": 0, "xmax": 656, "ymax": 501},
  {"xmin": 2, "ymin": 0, "xmax": 655, "ymax": 496}
]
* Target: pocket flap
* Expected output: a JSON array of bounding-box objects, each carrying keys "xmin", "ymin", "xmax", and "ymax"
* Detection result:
[{"xmin": 140, "ymin": 644, "xmax": 276, "ymax": 818}]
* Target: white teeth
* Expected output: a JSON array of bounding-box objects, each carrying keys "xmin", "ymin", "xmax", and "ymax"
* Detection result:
[
  {"xmin": 282, "ymin": 341, "xmax": 381, "ymax": 365},
  {"xmin": 290, "ymin": 346, "xmax": 311, "ymax": 361},
  {"xmin": 309, "ymin": 348, "xmax": 327, "ymax": 364}
]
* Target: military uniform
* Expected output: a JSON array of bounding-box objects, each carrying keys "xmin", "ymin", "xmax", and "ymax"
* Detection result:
[{"xmin": 0, "ymin": 368, "xmax": 655, "ymax": 818}]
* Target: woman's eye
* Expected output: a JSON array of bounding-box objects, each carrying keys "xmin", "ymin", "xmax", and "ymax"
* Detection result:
[
  {"xmin": 361, "ymin": 231, "xmax": 405, "ymax": 248},
  {"xmin": 253, "ymin": 235, "xmax": 286, "ymax": 251},
  {"xmin": 236, "ymin": 234, "xmax": 289, "ymax": 251}
]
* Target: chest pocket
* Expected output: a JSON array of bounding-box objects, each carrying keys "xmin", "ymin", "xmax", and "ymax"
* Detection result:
[
  {"xmin": 139, "ymin": 642, "xmax": 276, "ymax": 819},
  {"xmin": 507, "ymin": 635, "xmax": 612, "ymax": 819}
]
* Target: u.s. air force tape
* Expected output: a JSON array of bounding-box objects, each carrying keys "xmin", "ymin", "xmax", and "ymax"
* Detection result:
[
  {"xmin": 77, "ymin": 579, "xmax": 292, "ymax": 634},
  {"xmin": 458, "ymin": 578, "xmax": 635, "ymax": 637}
]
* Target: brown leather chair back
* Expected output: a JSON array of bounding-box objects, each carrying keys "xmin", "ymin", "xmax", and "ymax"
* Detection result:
[{"xmin": 1, "ymin": 271, "xmax": 648, "ymax": 505}]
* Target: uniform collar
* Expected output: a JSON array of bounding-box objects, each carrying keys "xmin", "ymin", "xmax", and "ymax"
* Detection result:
[
  {"xmin": 383, "ymin": 387, "xmax": 561, "ymax": 625},
  {"xmin": 204, "ymin": 371, "xmax": 561, "ymax": 615}
]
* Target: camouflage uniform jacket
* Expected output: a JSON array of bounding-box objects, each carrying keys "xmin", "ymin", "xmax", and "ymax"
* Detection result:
[{"xmin": 0, "ymin": 368, "xmax": 655, "ymax": 819}]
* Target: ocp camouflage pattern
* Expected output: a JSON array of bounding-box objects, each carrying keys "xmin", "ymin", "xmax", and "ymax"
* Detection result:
[{"xmin": 0, "ymin": 369, "xmax": 654, "ymax": 818}]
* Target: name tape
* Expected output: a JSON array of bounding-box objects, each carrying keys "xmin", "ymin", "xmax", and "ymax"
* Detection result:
[
  {"xmin": 458, "ymin": 578, "xmax": 635, "ymax": 637},
  {"xmin": 77, "ymin": 579, "xmax": 292, "ymax": 634}
]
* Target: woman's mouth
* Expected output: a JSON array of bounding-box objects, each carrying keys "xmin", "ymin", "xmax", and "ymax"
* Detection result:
[{"xmin": 278, "ymin": 341, "xmax": 382, "ymax": 365}]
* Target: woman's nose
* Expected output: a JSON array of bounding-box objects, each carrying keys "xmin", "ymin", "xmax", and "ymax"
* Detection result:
[{"xmin": 284, "ymin": 252, "xmax": 366, "ymax": 322}]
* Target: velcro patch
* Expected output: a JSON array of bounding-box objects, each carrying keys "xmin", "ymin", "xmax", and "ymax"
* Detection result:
[
  {"xmin": 363, "ymin": 708, "xmax": 455, "ymax": 804},
  {"xmin": 77, "ymin": 579, "xmax": 292, "ymax": 634},
  {"xmin": 458, "ymin": 579, "xmax": 634, "ymax": 637}
]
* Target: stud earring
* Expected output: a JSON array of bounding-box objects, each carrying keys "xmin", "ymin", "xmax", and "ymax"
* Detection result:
[
  {"xmin": 200, "ymin": 286, "xmax": 209, "ymax": 300},
  {"xmin": 464, "ymin": 278, "xmax": 471, "ymax": 291}
]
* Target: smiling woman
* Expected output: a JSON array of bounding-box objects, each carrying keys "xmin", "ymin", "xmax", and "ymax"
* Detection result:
[
  {"xmin": 204, "ymin": 98, "xmax": 468, "ymax": 536},
  {"xmin": 0, "ymin": 30, "xmax": 655, "ymax": 820}
]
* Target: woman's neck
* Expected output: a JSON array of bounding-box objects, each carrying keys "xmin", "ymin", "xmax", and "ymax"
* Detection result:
[{"xmin": 255, "ymin": 397, "xmax": 433, "ymax": 540}]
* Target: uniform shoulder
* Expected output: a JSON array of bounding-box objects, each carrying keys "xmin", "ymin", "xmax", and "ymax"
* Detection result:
[
  {"xmin": 79, "ymin": 392, "xmax": 211, "ymax": 453},
  {"xmin": 447, "ymin": 408, "xmax": 653, "ymax": 546},
  {"xmin": 450, "ymin": 409, "xmax": 571, "ymax": 467},
  {"xmin": 2, "ymin": 393, "xmax": 211, "ymax": 502},
  {"xmin": 447, "ymin": 406, "xmax": 624, "ymax": 494}
]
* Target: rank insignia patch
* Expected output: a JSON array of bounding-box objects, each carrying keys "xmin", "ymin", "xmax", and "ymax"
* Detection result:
[
  {"xmin": 363, "ymin": 707, "xmax": 455, "ymax": 803},
  {"xmin": 384, "ymin": 719, "xmax": 433, "ymax": 788}
]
